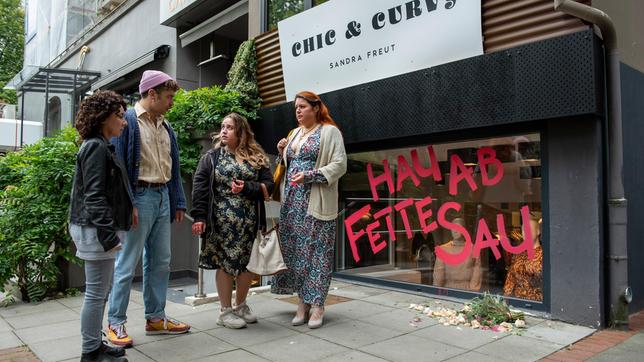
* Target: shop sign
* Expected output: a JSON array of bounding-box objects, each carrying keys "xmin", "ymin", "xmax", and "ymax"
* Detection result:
[
  {"xmin": 160, "ymin": 0, "xmax": 201, "ymax": 24},
  {"xmin": 278, "ymin": 0, "xmax": 483, "ymax": 99},
  {"xmin": 344, "ymin": 146, "xmax": 537, "ymax": 265}
]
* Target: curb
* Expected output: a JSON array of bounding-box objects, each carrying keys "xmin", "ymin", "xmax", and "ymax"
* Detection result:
[{"xmin": 184, "ymin": 285, "xmax": 272, "ymax": 306}]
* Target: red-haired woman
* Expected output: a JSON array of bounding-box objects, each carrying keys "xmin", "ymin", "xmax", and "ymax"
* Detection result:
[{"xmin": 272, "ymin": 91, "xmax": 347, "ymax": 329}]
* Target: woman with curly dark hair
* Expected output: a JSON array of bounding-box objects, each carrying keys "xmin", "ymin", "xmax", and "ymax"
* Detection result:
[{"xmin": 68, "ymin": 90, "xmax": 133, "ymax": 362}]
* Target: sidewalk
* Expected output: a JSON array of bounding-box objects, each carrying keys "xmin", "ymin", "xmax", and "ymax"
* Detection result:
[{"xmin": 0, "ymin": 280, "xmax": 597, "ymax": 362}]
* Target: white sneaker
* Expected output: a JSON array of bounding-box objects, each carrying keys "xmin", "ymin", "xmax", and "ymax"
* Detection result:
[
  {"xmin": 217, "ymin": 307, "xmax": 247, "ymax": 329},
  {"xmin": 233, "ymin": 301, "xmax": 257, "ymax": 324}
]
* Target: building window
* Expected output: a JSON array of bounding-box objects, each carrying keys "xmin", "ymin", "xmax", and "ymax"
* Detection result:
[
  {"xmin": 265, "ymin": 0, "xmax": 330, "ymax": 31},
  {"xmin": 338, "ymin": 134, "xmax": 544, "ymax": 302},
  {"xmin": 47, "ymin": 96, "xmax": 61, "ymax": 136}
]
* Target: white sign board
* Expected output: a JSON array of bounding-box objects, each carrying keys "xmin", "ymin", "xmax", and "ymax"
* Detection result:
[
  {"xmin": 160, "ymin": 0, "xmax": 200, "ymax": 24},
  {"xmin": 278, "ymin": 0, "xmax": 483, "ymax": 99}
]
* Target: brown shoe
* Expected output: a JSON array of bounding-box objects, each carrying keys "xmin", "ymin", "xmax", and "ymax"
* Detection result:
[{"xmin": 145, "ymin": 317, "xmax": 190, "ymax": 335}]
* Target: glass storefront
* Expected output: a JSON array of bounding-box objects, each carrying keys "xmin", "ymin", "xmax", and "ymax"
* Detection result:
[
  {"xmin": 266, "ymin": 0, "xmax": 330, "ymax": 31},
  {"xmin": 337, "ymin": 134, "xmax": 544, "ymax": 303}
]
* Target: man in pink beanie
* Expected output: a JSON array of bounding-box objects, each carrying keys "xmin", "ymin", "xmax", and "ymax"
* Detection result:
[{"xmin": 108, "ymin": 70, "xmax": 191, "ymax": 347}]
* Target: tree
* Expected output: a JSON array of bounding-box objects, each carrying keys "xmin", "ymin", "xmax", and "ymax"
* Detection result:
[{"xmin": 0, "ymin": 0, "xmax": 25, "ymax": 105}]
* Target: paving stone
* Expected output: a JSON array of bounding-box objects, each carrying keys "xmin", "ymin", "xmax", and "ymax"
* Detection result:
[
  {"xmin": 412, "ymin": 323, "xmax": 510, "ymax": 350},
  {"xmin": 245, "ymin": 333, "xmax": 349, "ymax": 361},
  {"xmin": 0, "ymin": 331, "xmax": 23, "ymax": 349},
  {"xmin": 360, "ymin": 291, "xmax": 431, "ymax": 309},
  {"xmin": 359, "ymin": 334, "xmax": 467, "ymax": 361},
  {"xmin": 135, "ymin": 332, "xmax": 236, "ymax": 361},
  {"xmin": 319, "ymin": 350, "xmax": 389, "ymax": 361},
  {"xmin": 172, "ymin": 309, "xmax": 222, "ymax": 332},
  {"xmin": 239, "ymin": 298, "xmax": 299, "ymax": 319},
  {"xmin": 0, "ymin": 318, "xmax": 12, "ymax": 332},
  {"xmin": 56, "ymin": 295, "xmax": 85, "ymax": 308},
  {"xmin": 307, "ymin": 319, "xmax": 404, "ymax": 348},
  {"xmin": 261, "ymin": 312, "xmax": 323, "ymax": 332},
  {"xmin": 162, "ymin": 300, "xmax": 218, "ymax": 318},
  {"xmin": 120, "ymin": 348, "xmax": 156, "ymax": 362},
  {"xmin": 190, "ymin": 349, "xmax": 269, "ymax": 362},
  {"xmin": 29, "ymin": 335, "xmax": 80, "ymax": 362},
  {"xmin": 474, "ymin": 334, "xmax": 566, "ymax": 361},
  {"xmin": 205, "ymin": 320, "xmax": 298, "ymax": 348},
  {"xmin": 121, "ymin": 324, "xmax": 187, "ymax": 347},
  {"xmin": 0, "ymin": 300, "xmax": 67, "ymax": 318},
  {"xmin": 444, "ymin": 350, "xmax": 505, "ymax": 361},
  {"xmin": 14, "ymin": 319, "xmax": 81, "ymax": 345},
  {"xmin": 5, "ymin": 308, "xmax": 79, "ymax": 330},
  {"xmin": 327, "ymin": 285, "xmax": 390, "ymax": 300},
  {"xmin": 522, "ymin": 320, "xmax": 595, "ymax": 346},
  {"xmin": 359, "ymin": 308, "xmax": 437, "ymax": 332},
  {"xmin": 325, "ymin": 300, "xmax": 394, "ymax": 320}
]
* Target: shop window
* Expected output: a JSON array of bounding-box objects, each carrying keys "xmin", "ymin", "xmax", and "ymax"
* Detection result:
[
  {"xmin": 266, "ymin": 0, "xmax": 330, "ymax": 31},
  {"xmin": 338, "ymin": 134, "xmax": 544, "ymax": 302}
]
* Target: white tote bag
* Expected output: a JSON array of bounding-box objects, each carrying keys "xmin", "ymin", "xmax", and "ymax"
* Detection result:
[{"xmin": 246, "ymin": 183, "xmax": 287, "ymax": 275}]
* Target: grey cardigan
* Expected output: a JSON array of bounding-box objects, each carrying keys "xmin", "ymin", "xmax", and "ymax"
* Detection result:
[{"xmin": 280, "ymin": 125, "xmax": 347, "ymax": 220}]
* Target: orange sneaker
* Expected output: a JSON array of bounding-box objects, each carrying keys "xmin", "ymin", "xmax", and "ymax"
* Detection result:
[
  {"xmin": 107, "ymin": 324, "xmax": 133, "ymax": 347},
  {"xmin": 145, "ymin": 317, "xmax": 191, "ymax": 335}
]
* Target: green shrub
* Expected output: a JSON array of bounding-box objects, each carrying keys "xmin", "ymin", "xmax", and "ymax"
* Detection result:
[{"xmin": 0, "ymin": 126, "xmax": 80, "ymax": 302}]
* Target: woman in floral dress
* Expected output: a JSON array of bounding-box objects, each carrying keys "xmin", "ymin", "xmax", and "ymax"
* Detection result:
[
  {"xmin": 272, "ymin": 91, "xmax": 347, "ymax": 329},
  {"xmin": 191, "ymin": 113, "xmax": 273, "ymax": 329}
]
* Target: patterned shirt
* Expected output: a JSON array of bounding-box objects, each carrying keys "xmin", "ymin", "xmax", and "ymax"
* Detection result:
[{"xmin": 503, "ymin": 245, "xmax": 543, "ymax": 301}]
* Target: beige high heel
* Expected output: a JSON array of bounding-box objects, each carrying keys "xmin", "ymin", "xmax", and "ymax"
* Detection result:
[
  {"xmin": 291, "ymin": 302, "xmax": 310, "ymax": 326},
  {"xmin": 308, "ymin": 306, "xmax": 324, "ymax": 329}
]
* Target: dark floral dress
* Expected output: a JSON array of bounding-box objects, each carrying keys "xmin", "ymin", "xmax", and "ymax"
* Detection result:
[
  {"xmin": 271, "ymin": 127, "xmax": 336, "ymax": 306},
  {"xmin": 199, "ymin": 148, "xmax": 257, "ymax": 276}
]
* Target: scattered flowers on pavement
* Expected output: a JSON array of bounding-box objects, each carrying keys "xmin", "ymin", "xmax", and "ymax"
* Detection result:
[{"xmin": 408, "ymin": 293, "xmax": 527, "ymax": 335}]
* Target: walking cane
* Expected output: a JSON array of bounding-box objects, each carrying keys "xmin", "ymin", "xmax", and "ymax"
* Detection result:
[{"xmin": 185, "ymin": 214, "xmax": 206, "ymax": 298}]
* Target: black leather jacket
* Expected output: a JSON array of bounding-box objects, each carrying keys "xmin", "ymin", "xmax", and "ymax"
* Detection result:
[
  {"xmin": 68, "ymin": 136, "xmax": 133, "ymax": 251},
  {"xmin": 190, "ymin": 148, "xmax": 274, "ymax": 238}
]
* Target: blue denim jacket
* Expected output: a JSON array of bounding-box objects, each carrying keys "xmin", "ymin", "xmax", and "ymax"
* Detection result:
[{"xmin": 111, "ymin": 108, "xmax": 186, "ymax": 222}]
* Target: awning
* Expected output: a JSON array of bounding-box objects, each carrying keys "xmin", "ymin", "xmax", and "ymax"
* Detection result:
[
  {"xmin": 10, "ymin": 67, "xmax": 100, "ymax": 94},
  {"xmin": 91, "ymin": 45, "xmax": 171, "ymax": 90},
  {"xmin": 179, "ymin": 0, "xmax": 248, "ymax": 47}
]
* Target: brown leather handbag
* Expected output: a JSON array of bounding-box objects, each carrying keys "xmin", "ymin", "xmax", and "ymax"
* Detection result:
[{"xmin": 271, "ymin": 129, "xmax": 296, "ymax": 202}]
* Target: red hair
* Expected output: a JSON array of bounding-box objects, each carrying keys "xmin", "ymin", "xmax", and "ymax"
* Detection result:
[{"xmin": 295, "ymin": 91, "xmax": 338, "ymax": 129}]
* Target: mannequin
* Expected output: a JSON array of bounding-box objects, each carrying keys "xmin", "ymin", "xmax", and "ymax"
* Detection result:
[
  {"xmin": 433, "ymin": 218, "xmax": 482, "ymax": 291},
  {"xmin": 503, "ymin": 216, "xmax": 543, "ymax": 301}
]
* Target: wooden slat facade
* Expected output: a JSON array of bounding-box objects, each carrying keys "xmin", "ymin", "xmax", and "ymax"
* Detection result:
[{"xmin": 255, "ymin": 0, "xmax": 592, "ymax": 108}]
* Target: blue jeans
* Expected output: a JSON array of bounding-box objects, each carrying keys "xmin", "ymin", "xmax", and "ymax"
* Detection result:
[
  {"xmin": 108, "ymin": 186, "xmax": 171, "ymax": 325},
  {"xmin": 81, "ymin": 259, "xmax": 114, "ymax": 353}
]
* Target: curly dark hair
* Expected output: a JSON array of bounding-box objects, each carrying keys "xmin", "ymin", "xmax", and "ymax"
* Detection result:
[{"xmin": 75, "ymin": 90, "xmax": 127, "ymax": 140}]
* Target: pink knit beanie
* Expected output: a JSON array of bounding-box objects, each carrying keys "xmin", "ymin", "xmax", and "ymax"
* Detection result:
[{"xmin": 139, "ymin": 70, "xmax": 174, "ymax": 94}]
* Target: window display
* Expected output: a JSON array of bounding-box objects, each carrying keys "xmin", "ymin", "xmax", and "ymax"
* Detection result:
[{"xmin": 337, "ymin": 134, "xmax": 543, "ymax": 302}]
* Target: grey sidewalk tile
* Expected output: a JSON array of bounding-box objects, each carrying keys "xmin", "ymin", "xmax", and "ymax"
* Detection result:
[
  {"xmin": 175, "ymin": 309, "xmax": 222, "ymax": 332},
  {"xmin": 0, "ymin": 300, "xmax": 67, "ymax": 318},
  {"xmin": 4, "ymin": 307, "xmax": 79, "ymax": 329},
  {"xmin": 521, "ymin": 320, "xmax": 595, "ymax": 346},
  {"xmin": 189, "ymin": 349, "xmax": 269, "ymax": 362},
  {"xmin": 474, "ymin": 334, "xmax": 565, "ymax": 361},
  {"xmin": 205, "ymin": 320, "xmax": 298, "ymax": 348},
  {"xmin": 359, "ymin": 334, "xmax": 467, "ymax": 362},
  {"xmin": 136, "ymin": 332, "xmax": 236, "ymax": 361},
  {"xmin": 325, "ymin": 300, "xmax": 394, "ymax": 320},
  {"xmin": 241, "ymin": 298, "xmax": 298, "ymax": 319},
  {"xmin": 120, "ymin": 348, "xmax": 156, "ymax": 362},
  {"xmin": 328, "ymin": 285, "xmax": 390, "ymax": 300},
  {"xmin": 245, "ymin": 333, "xmax": 349, "ymax": 361},
  {"xmin": 307, "ymin": 319, "xmax": 404, "ymax": 349},
  {"xmin": 13, "ymin": 319, "xmax": 80, "ymax": 345},
  {"xmin": 445, "ymin": 350, "xmax": 505, "ymax": 362},
  {"xmin": 319, "ymin": 350, "xmax": 389, "ymax": 362},
  {"xmin": 0, "ymin": 331, "xmax": 23, "ymax": 349},
  {"xmin": 57, "ymin": 295, "xmax": 85, "ymax": 308},
  {"xmin": 360, "ymin": 291, "xmax": 432, "ymax": 309},
  {"xmin": 262, "ymin": 312, "xmax": 321, "ymax": 332},
  {"xmin": 160, "ymin": 300, "xmax": 217, "ymax": 318},
  {"xmin": 122, "ymin": 325, "xmax": 187, "ymax": 346},
  {"xmin": 359, "ymin": 308, "xmax": 438, "ymax": 332},
  {"xmin": 411, "ymin": 324, "xmax": 510, "ymax": 350},
  {"xmin": 73, "ymin": 300, "xmax": 144, "ymax": 315},
  {"xmin": 0, "ymin": 317, "xmax": 12, "ymax": 332},
  {"xmin": 329, "ymin": 280, "xmax": 354, "ymax": 289},
  {"xmin": 30, "ymin": 335, "xmax": 81, "ymax": 362}
]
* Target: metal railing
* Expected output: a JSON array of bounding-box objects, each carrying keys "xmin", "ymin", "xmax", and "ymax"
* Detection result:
[{"xmin": 183, "ymin": 214, "xmax": 206, "ymax": 298}]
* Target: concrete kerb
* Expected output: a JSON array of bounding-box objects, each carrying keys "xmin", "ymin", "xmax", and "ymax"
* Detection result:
[{"xmin": 185, "ymin": 285, "xmax": 272, "ymax": 306}]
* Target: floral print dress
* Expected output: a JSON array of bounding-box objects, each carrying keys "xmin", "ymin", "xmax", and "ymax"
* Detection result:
[
  {"xmin": 199, "ymin": 148, "xmax": 257, "ymax": 276},
  {"xmin": 271, "ymin": 127, "xmax": 336, "ymax": 306}
]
